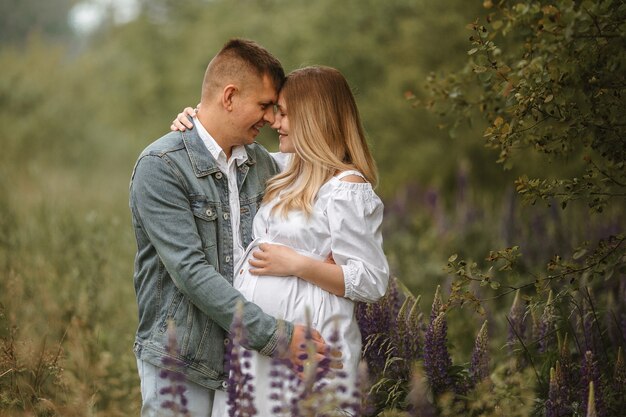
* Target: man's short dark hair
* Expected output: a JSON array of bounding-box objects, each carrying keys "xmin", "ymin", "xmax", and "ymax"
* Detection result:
[
  {"xmin": 218, "ymin": 38, "xmax": 285, "ymax": 91},
  {"xmin": 202, "ymin": 38, "xmax": 285, "ymax": 97}
]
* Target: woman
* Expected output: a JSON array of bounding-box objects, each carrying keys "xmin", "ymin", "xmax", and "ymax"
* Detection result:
[{"xmin": 174, "ymin": 66, "xmax": 389, "ymax": 415}]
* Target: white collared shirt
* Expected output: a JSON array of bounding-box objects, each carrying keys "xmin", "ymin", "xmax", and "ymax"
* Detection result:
[{"xmin": 193, "ymin": 117, "xmax": 248, "ymax": 267}]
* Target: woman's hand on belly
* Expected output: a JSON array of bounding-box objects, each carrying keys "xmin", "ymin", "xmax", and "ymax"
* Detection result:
[
  {"xmin": 248, "ymin": 243, "xmax": 304, "ymax": 277},
  {"xmin": 249, "ymin": 243, "xmax": 346, "ymax": 297}
]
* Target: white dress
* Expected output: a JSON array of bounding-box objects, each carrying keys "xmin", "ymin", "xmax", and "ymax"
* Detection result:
[{"xmin": 212, "ymin": 170, "xmax": 389, "ymax": 416}]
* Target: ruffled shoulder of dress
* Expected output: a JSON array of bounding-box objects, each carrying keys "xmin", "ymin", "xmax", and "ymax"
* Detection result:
[{"xmin": 319, "ymin": 176, "xmax": 383, "ymax": 213}]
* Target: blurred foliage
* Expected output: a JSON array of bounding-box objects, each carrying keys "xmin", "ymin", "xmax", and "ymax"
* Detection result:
[
  {"xmin": 0, "ymin": 0, "xmax": 77, "ymax": 44},
  {"xmin": 0, "ymin": 0, "xmax": 624, "ymax": 415},
  {"xmin": 421, "ymin": 0, "xmax": 626, "ymax": 212}
]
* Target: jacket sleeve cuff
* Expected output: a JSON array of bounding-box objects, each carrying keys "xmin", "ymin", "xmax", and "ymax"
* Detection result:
[{"xmin": 259, "ymin": 319, "xmax": 294, "ymax": 357}]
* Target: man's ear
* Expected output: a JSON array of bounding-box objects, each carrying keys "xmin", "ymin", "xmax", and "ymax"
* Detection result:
[{"xmin": 222, "ymin": 84, "xmax": 237, "ymax": 111}]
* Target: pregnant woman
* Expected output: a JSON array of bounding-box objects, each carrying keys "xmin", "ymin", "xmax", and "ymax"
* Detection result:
[{"xmin": 174, "ymin": 65, "xmax": 389, "ymax": 415}]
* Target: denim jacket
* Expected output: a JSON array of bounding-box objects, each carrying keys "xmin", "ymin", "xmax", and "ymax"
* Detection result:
[{"xmin": 129, "ymin": 127, "xmax": 292, "ymax": 390}]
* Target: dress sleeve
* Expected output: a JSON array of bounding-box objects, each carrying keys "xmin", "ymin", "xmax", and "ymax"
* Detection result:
[
  {"xmin": 269, "ymin": 152, "xmax": 292, "ymax": 172},
  {"xmin": 326, "ymin": 183, "xmax": 389, "ymax": 303}
]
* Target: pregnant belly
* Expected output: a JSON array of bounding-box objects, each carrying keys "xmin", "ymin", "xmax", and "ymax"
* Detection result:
[
  {"xmin": 238, "ymin": 272, "xmax": 325, "ymax": 328},
  {"xmin": 234, "ymin": 239, "xmax": 328, "ymax": 327}
]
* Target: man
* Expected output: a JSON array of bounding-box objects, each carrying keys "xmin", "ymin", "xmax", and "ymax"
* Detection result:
[{"xmin": 129, "ymin": 38, "xmax": 325, "ymax": 416}]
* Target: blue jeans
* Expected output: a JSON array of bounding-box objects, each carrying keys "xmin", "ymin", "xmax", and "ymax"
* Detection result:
[{"xmin": 137, "ymin": 359, "xmax": 215, "ymax": 417}]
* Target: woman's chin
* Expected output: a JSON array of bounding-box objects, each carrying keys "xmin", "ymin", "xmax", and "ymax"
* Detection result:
[{"xmin": 279, "ymin": 145, "xmax": 295, "ymax": 154}]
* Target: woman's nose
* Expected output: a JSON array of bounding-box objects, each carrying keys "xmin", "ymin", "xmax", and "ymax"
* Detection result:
[{"xmin": 270, "ymin": 113, "xmax": 281, "ymax": 129}]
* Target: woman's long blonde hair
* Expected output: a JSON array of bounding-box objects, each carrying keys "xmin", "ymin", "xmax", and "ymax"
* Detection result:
[{"xmin": 263, "ymin": 66, "xmax": 378, "ymax": 217}]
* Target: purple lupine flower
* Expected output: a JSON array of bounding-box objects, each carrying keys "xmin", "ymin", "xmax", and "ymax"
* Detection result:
[
  {"xmin": 580, "ymin": 350, "xmax": 605, "ymax": 417},
  {"xmin": 356, "ymin": 276, "xmax": 404, "ymax": 377},
  {"xmin": 348, "ymin": 360, "xmax": 373, "ymax": 416},
  {"xmin": 507, "ymin": 289, "xmax": 526, "ymax": 351},
  {"xmin": 423, "ymin": 312, "xmax": 454, "ymax": 397},
  {"xmin": 159, "ymin": 323, "xmax": 190, "ymax": 417},
  {"xmin": 268, "ymin": 329, "xmax": 298, "ymax": 416},
  {"xmin": 317, "ymin": 323, "xmax": 355, "ymax": 414},
  {"xmin": 545, "ymin": 362, "xmax": 569, "ymax": 417},
  {"xmin": 405, "ymin": 295, "xmax": 424, "ymax": 362},
  {"xmin": 391, "ymin": 295, "xmax": 421, "ymax": 381},
  {"xmin": 279, "ymin": 318, "xmax": 356, "ymax": 416},
  {"xmin": 269, "ymin": 327, "xmax": 302, "ymax": 416},
  {"xmin": 538, "ymin": 290, "xmax": 556, "ymax": 354},
  {"xmin": 468, "ymin": 320, "xmax": 489, "ymax": 388},
  {"xmin": 225, "ymin": 302, "xmax": 257, "ymax": 417}
]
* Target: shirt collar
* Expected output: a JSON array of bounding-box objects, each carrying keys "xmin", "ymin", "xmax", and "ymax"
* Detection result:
[{"xmin": 193, "ymin": 117, "xmax": 248, "ymax": 166}]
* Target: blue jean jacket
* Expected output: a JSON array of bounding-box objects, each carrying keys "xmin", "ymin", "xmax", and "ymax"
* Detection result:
[{"xmin": 129, "ymin": 128, "xmax": 292, "ymax": 389}]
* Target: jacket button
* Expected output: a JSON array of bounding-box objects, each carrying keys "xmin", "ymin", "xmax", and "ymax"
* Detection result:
[
  {"xmin": 225, "ymin": 256, "xmax": 231, "ymax": 263},
  {"xmin": 223, "ymin": 213, "xmax": 230, "ymax": 220},
  {"xmin": 222, "ymin": 380, "xmax": 228, "ymax": 389},
  {"xmin": 205, "ymin": 208, "xmax": 213, "ymax": 217},
  {"xmin": 215, "ymin": 172, "xmax": 223, "ymax": 180}
]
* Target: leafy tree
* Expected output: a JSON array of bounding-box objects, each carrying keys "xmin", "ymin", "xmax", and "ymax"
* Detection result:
[
  {"xmin": 421, "ymin": 0, "xmax": 626, "ymax": 213},
  {"xmin": 418, "ymin": 0, "xmax": 625, "ymax": 411}
]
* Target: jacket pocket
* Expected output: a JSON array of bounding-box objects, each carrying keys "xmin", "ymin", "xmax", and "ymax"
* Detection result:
[
  {"xmin": 190, "ymin": 197, "xmax": 220, "ymax": 270},
  {"xmin": 157, "ymin": 291, "xmax": 185, "ymax": 334},
  {"xmin": 239, "ymin": 193, "xmax": 264, "ymax": 248}
]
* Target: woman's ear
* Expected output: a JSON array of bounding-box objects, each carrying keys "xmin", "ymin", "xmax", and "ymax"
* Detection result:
[{"xmin": 222, "ymin": 84, "xmax": 237, "ymax": 111}]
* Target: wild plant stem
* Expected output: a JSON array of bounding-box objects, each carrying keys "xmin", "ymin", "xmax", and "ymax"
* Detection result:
[{"xmin": 506, "ymin": 315, "xmax": 540, "ymax": 382}]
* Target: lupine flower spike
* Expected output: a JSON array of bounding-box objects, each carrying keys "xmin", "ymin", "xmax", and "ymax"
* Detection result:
[
  {"xmin": 356, "ymin": 276, "xmax": 403, "ymax": 377},
  {"xmin": 225, "ymin": 301, "xmax": 257, "ymax": 417},
  {"xmin": 586, "ymin": 381, "xmax": 597, "ymax": 417},
  {"xmin": 159, "ymin": 321, "xmax": 190, "ymax": 417},
  {"xmin": 545, "ymin": 362, "xmax": 568, "ymax": 417},
  {"xmin": 469, "ymin": 320, "xmax": 489, "ymax": 388},
  {"xmin": 507, "ymin": 289, "xmax": 526, "ymax": 351},
  {"xmin": 557, "ymin": 333, "xmax": 573, "ymax": 409},
  {"xmin": 395, "ymin": 297, "xmax": 411, "ymax": 370},
  {"xmin": 430, "ymin": 285, "xmax": 443, "ymax": 322},
  {"xmin": 423, "ymin": 311, "xmax": 454, "ymax": 397},
  {"xmin": 538, "ymin": 290, "xmax": 556, "ymax": 354},
  {"xmin": 581, "ymin": 350, "xmax": 604, "ymax": 417},
  {"xmin": 350, "ymin": 360, "xmax": 372, "ymax": 416},
  {"xmin": 406, "ymin": 295, "xmax": 423, "ymax": 361},
  {"xmin": 268, "ymin": 322, "xmax": 297, "ymax": 416}
]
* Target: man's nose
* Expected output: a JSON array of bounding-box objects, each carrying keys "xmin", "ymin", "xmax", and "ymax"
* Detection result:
[{"xmin": 264, "ymin": 107, "xmax": 276, "ymax": 125}]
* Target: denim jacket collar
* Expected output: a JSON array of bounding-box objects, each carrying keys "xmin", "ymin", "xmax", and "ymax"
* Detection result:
[{"xmin": 181, "ymin": 127, "xmax": 256, "ymax": 178}]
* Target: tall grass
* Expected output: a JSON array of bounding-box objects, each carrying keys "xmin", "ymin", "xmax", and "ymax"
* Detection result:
[{"xmin": 0, "ymin": 155, "xmax": 140, "ymax": 415}]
